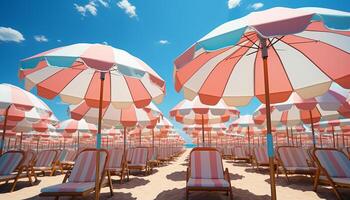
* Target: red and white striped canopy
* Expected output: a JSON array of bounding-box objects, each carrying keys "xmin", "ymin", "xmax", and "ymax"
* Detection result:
[
  {"xmin": 170, "ymin": 96, "xmax": 239, "ymax": 125},
  {"xmin": 20, "ymin": 43, "xmax": 165, "ymax": 109},
  {"xmin": 57, "ymin": 119, "xmax": 97, "ymax": 134},
  {"xmin": 174, "ymin": 7, "xmax": 350, "ymax": 106},
  {"xmin": 70, "ymin": 101, "xmax": 162, "ymax": 128}
]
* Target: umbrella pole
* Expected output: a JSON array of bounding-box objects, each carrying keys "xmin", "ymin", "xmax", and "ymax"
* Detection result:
[
  {"xmin": 95, "ymin": 72, "xmax": 105, "ymax": 200},
  {"xmin": 331, "ymin": 126, "xmax": 335, "ymax": 148},
  {"xmin": 286, "ymin": 127, "xmax": 289, "ymax": 146},
  {"xmin": 201, "ymin": 114, "xmax": 205, "ymax": 147},
  {"xmin": 152, "ymin": 128, "xmax": 155, "ymax": 150},
  {"xmin": 299, "ymin": 133, "xmax": 302, "ymax": 147},
  {"xmin": 290, "ymin": 128, "xmax": 294, "ymax": 146},
  {"xmin": 309, "ymin": 110, "xmax": 316, "ymax": 148},
  {"xmin": 247, "ymin": 127, "xmax": 251, "ymax": 156},
  {"xmin": 260, "ymin": 37, "xmax": 277, "ymax": 200},
  {"xmin": 123, "ymin": 127, "xmax": 127, "ymax": 155},
  {"xmin": 63, "ymin": 140, "xmax": 65, "ymax": 150},
  {"xmin": 20, "ymin": 132, "xmax": 23, "ymax": 150},
  {"xmin": 0, "ymin": 105, "xmax": 10, "ymax": 155},
  {"xmin": 139, "ymin": 129, "xmax": 142, "ymax": 146},
  {"xmin": 342, "ymin": 132, "xmax": 345, "ymax": 148}
]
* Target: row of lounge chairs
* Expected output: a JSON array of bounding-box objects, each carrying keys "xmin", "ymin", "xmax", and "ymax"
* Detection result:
[
  {"xmin": 215, "ymin": 145, "xmax": 350, "ymax": 200},
  {"xmin": 0, "ymin": 146, "xmax": 184, "ymax": 199}
]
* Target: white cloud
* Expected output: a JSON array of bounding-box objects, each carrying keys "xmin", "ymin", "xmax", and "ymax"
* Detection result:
[
  {"xmin": 0, "ymin": 27, "xmax": 25, "ymax": 43},
  {"xmin": 159, "ymin": 40, "xmax": 170, "ymax": 45},
  {"xmin": 117, "ymin": 0, "xmax": 137, "ymax": 18},
  {"xmin": 98, "ymin": 0, "xmax": 109, "ymax": 7},
  {"xmin": 34, "ymin": 35, "xmax": 48, "ymax": 42},
  {"xmin": 74, "ymin": 1, "xmax": 97, "ymax": 16},
  {"xmin": 228, "ymin": 0, "xmax": 241, "ymax": 9},
  {"xmin": 250, "ymin": 2, "xmax": 264, "ymax": 10}
]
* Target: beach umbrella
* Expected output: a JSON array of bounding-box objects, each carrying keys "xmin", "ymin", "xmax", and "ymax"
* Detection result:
[
  {"xmin": 20, "ymin": 43, "xmax": 166, "ymax": 199},
  {"xmin": 70, "ymin": 101, "xmax": 161, "ymax": 154},
  {"xmin": 0, "ymin": 84, "xmax": 54, "ymax": 154},
  {"xmin": 147, "ymin": 117, "xmax": 174, "ymax": 149},
  {"xmin": 173, "ymin": 7, "xmax": 350, "ymax": 199},
  {"xmin": 314, "ymin": 119, "xmax": 350, "ymax": 148},
  {"xmin": 170, "ymin": 96, "xmax": 239, "ymax": 146},
  {"xmin": 57, "ymin": 119, "xmax": 97, "ymax": 150},
  {"xmin": 254, "ymin": 86, "xmax": 350, "ymax": 148}
]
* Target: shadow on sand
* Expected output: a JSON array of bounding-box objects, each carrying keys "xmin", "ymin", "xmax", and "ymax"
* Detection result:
[
  {"xmin": 265, "ymin": 176, "xmax": 350, "ymax": 200},
  {"xmin": 24, "ymin": 192, "xmax": 136, "ymax": 200},
  {"xmin": 0, "ymin": 179, "xmax": 41, "ymax": 193},
  {"xmin": 154, "ymin": 187, "xmax": 270, "ymax": 200},
  {"xmin": 114, "ymin": 177, "xmax": 150, "ymax": 189}
]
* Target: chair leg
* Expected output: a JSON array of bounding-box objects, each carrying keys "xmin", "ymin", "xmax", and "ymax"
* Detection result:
[
  {"xmin": 313, "ymin": 170, "xmax": 320, "ymax": 192},
  {"xmin": 10, "ymin": 171, "xmax": 22, "ymax": 192},
  {"xmin": 185, "ymin": 188, "xmax": 189, "ymax": 200},
  {"xmin": 328, "ymin": 181, "xmax": 343, "ymax": 200},
  {"xmin": 32, "ymin": 168, "xmax": 38, "ymax": 182},
  {"xmin": 107, "ymin": 171, "xmax": 113, "ymax": 196},
  {"xmin": 229, "ymin": 188, "xmax": 233, "ymax": 200},
  {"xmin": 284, "ymin": 172, "xmax": 290, "ymax": 184},
  {"xmin": 54, "ymin": 196, "xmax": 59, "ymax": 200},
  {"xmin": 27, "ymin": 169, "xmax": 33, "ymax": 185}
]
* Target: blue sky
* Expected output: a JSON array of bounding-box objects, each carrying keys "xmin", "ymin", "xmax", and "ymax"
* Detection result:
[{"xmin": 0, "ymin": 0, "xmax": 349, "ymax": 143}]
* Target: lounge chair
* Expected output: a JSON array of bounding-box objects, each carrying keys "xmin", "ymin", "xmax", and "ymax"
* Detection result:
[
  {"xmin": 106, "ymin": 148, "xmax": 129, "ymax": 183},
  {"xmin": 252, "ymin": 146, "xmax": 277, "ymax": 170},
  {"xmin": 18, "ymin": 150, "xmax": 36, "ymax": 185},
  {"xmin": 276, "ymin": 146, "xmax": 316, "ymax": 183},
  {"xmin": 158, "ymin": 147, "xmax": 171, "ymax": 164},
  {"xmin": 313, "ymin": 148, "xmax": 350, "ymax": 200},
  {"xmin": 40, "ymin": 148, "xmax": 111, "ymax": 199},
  {"xmin": 222, "ymin": 147, "xmax": 233, "ymax": 160},
  {"xmin": 232, "ymin": 146, "xmax": 250, "ymax": 162},
  {"xmin": 128, "ymin": 147, "xmax": 149, "ymax": 175},
  {"xmin": 0, "ymin": 150, "xmax": 25, "ymax": 192},
  {"xmin": 32, "ymin": 149, "xmax": 58, "ymax": 181},
  {"xmin": 126, "ymin": 148, "xmax": 134, "ymax": 163},
  {"xmin": 186, "ymin": 147, "xmax": 233, "ymax": 200},
  {"xmin": 147, "ymin": 147, "xmax": 159, "ymax": 171},
  {"xmin": 60, "ymin": 149, "xmax": 76, "ymax": 170}
]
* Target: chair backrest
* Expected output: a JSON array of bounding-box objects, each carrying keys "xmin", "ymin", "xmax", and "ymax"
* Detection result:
[
  {"xmin": 277, "ymin": 146, "xmax": 309, "ymax": 168},
  {"xmin": 189, "ymin": 147, "xmax": 224, "ymax": 179},
  {"xmin": 106, "ymin": 148, "xmax": 123, "ymax": 169},
  {"xmin": 254, "ymin": 146, "xmax": 269, "ymax": 164},
  {"xmin": 131, "ymin": 147, "xmax": 148, "ymax": 165},
  {"xmin": 65, "ymin": 150, "xmax": 76, "ymax": 162},
  {"xmin": 127, "ymin": 148, "xmax": 134, "ymax": 162},
  {"xmin": 23, "ymin": 150, "xmax": 36, "ymax": 167},
  {"xmin": 223, "ymin": 147, "xmax": 231, "ymax": 156},
  {"xmin": 59, "ymin": 149, "xmax": 68, "ymax": 162},
  {"xmin": 314, "ymin": 148, "xmax": 350, "ymax": 178},
  {"xmin": 68, "ymin": 149, "xmax": 108, "ymax": 182},
  {"xmin": 233, "ymin": 147, "xmax": 247, "ymax": 158},
  {"xmin": 0, "ymin": 150, "xmax": 24, "ymax": 175},
  {"xmin": 35, "ymin": 150, "xmax": 57, "ymax": 167},
  {"xmin": 147, "ymin": 147, "xmax": 158, "ymax": 160}
]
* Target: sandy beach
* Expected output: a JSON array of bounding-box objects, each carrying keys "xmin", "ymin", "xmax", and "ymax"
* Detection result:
[{"xmin": 0, "ymin": 149, "xmax": 348, "ymax": 200}]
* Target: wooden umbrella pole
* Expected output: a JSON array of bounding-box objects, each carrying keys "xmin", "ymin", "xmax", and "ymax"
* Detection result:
[
  {"xmin": 260, "ymin": 37, "xmax": 277, "ymax": 200},
  {"xmin": 201, "ymin": 114, "xmax": 205, "ymax": 147},
  {"xmin": 95, "ymin": 71, "xmax": 105, "ymax": 200},
  {"xmin": 0, "ymin": 105, "xmax": 10, "ymax": 155},
  {"xmin": 247, "ymin": 126, "xmax": 251, "ymax": 156},
  {"xmin": 331, "ymin": 126, "xmax": 336, "ymax": 148},
  {"xmin": 342, "ymin": 132, "xmax": 345, "ymax": 148},
  {"xmin": 309, "ymin": 110, "xmax": 316, "ymax": 148},
  {"xmin": 139, "ymin": 128, "xmax": 142, "ymax": 146}
]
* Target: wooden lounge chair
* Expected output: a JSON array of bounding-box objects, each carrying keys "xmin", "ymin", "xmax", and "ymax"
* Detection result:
[
  {"xmin": 0, "ymin": 150, "xmax": 25, "ymax": 192},
  {"xmin": 147, "ymin": 147, "xmax": 159, "ymax": 171},
  {"xmin": 186, "ymin": 147, "xmax": 233, "ymax": 200},
  {"xmin": 32, "ymin": 149, "xmax": 58, "ymax": 181},
  {"xmin": 40, "ymin": 148, "xmax": 111, "ymax": 199},
  {"xmin": 276, "ymin": 146, "xmax": 316, "ymax": 183},
  {"xmin": 232, "ymin": 146, "xmax": 250, "ymax": 163},
  {"xmin": 312, "ymin": 148, "xmax": 350, "ymax": 200},
  {"xmin": 158, "ymin": 147, "xmax": 171, "ymax": 164},
  {"xmin": 106, "ymin": 148, "xmax": 129, "ymax": 184},
  {"xmin": 222, "ymin": 147, "xmax": 233, "ymax": 160},
  {"xmin": 60, "ymin": 149, "xmax": 76, "ymax": 170},
  {"xmin": 126, "ymin": 148, "xmax": 134, "ymax": 163},
  {"xmin": 252, "ymin": 146, "xmax": 276, "ymax": 170},
  {"xmin": 18, "ymin": 150, "xmax": 36, "ymax": 186},
  {"xmin": 128, "ymin": 147, "xmax": 149, "ymax": 175}
]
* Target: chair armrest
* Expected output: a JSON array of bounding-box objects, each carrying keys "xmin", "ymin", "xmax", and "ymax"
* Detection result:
[
  {"xmin": 224, "ymin": 168, "xmax": 230, "ymax": 182},
  {"xmin": 62, "ymin": 170, "xmax": 71, "ymax": 183},
  {"xmin": 186, "ymin": 167, "xmax": 190, "ymax": 182}
]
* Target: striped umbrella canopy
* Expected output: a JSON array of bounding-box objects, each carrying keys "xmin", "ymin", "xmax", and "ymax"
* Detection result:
[
  {"xmin": 170, "ymin": 96, "xmax": 239, "ymax": 146},
  {"xmin": 314, "ymin": 119, "xmax": 350, "ymax": 148},
  {"xmin": 20, "ymin": 43, "xmax": 165, "ymax": 109},
  {"xmin": 57, "ymin": 119, "xmax": 97, "ymax": 134},
  {"xmin": 19, "ymin": 43, "xmax": 166, "ymax": 198},
  {"xmin": 0, "ymin": 84, "xmax": 55, "ymax": 154},
  {"xmin": 70, "ymin": 101, "xmax": 161, "ymax": 128},
  {"xmin": 173, "ymin": 8, "xmax": 350, "ymax": 199}
]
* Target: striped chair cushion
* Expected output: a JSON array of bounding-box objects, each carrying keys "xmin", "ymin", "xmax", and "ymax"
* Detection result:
[
  {"xmin": 65, "ymin": 150, "xmax": 76, "ymax": 162},
  {"xmin": 315, "ymin": 149, "xmax": 350, "ymax": 178},
  {"xmin": 41, "ymin": 182, "xmax": 95, "ymax": 193},
  {"xmin": 187, "ymin": 178, "xmax": 229, "ymax": 188},
  {"xmin": 23, "ymin": 151, "xmax": 35, "ymax": 166},
  {"xmin": 0, "ymin": 174, "xmax": 17, "ymax": 181},
  {"xmin": 35, "ymin": 150, "xmax": 56, "ymax": 167},
  {"xmin": 127, "ymin": 148, "xmax": 134, "ymax": 162},
  {"xmin": 0, "ymin": 152, "xmax": 23, "ymax": 175},
  {"xmin": 319, "ymin": 176, "xmax": 350, "ymax": 185},
  {"xmin": 223, "ymin": 148, "xmax": 231, "ymax": 156},
  {"xmin": 158, "ymin": 147, "xmax": 168, "ymax": 159},
  {"xmin": 107, "ymin": 149, "xmax": 123, "ymax": 169},
  {"xmin": 278, "ymin": 147, "xmax": 309, "ymax": 168},
  {"xmin": 147, "ymin": 147, "xmax": 157, "ymax": 160},
  {"xmin": 254, "ymin": 146, "xmax": 269, "ymax": 164},
  {"xmin": 68, "ymin": 150, "xmax": 107, "ymax": 182},
  {"xmin": 190, "ymin": 150, "xmax": 224, "ymax": 179},
  {"xmin": 59, "ymin": 150, "xmax": 68, "ymax": 162},
  {"xmin": 233, "ymin": 147, "xmax": 248, "ymax": 158},
  {"xmin": 131, "ymin": 148, "xmax": 148, "ymax": 165}
]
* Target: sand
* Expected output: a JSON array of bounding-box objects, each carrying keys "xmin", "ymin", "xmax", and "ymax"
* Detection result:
[{"xmin": 1, "ymin": 149, "xmax": 349, "ymax": 200}]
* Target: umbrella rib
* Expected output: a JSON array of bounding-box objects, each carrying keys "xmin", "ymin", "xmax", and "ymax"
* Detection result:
[{"xmin": 242, "ymin": 34, "xmax": 260, "ymax": 49}]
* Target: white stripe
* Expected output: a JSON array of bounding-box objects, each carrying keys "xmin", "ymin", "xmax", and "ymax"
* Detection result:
[
  {"xmin": 110, "ymin": 73, "xmax": 133, "ymax": 109},
  {"xmin": 24, "ymin": 67, "xmax": 62, "ymax": 91}
]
